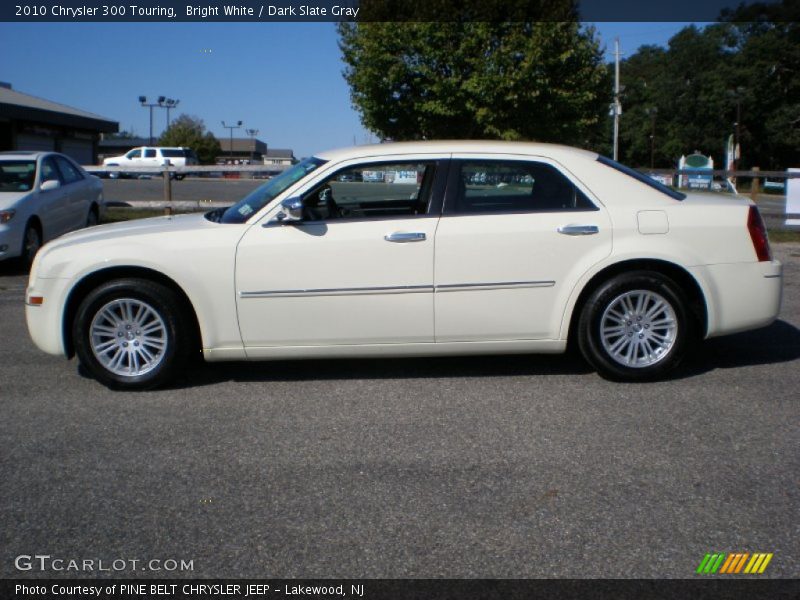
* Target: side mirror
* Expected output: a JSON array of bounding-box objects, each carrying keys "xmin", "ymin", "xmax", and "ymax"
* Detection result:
[
  {"xmin": 276, "ymin": 197, "xmax": 303, "ymax": 223},
  {"xmin": 40, "ymin": 179, "xmax": 60, "ymax": 192}
]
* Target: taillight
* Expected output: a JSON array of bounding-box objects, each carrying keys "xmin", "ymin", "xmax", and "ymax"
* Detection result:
[{"xmin": 747, "ymin": 206, "xmax": 772, "ymax": 262}]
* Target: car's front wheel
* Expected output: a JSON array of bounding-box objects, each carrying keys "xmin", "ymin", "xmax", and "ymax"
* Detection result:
[
  {"xmin": 21, "ymin": 222, "xmax": 42, "ymax": 268},
  {"xmin": 577, "ymin": 271, "xmax": 692, "ymax": 381},
  {"xmin": 73, "ymin": 278, "xmax": 191, "ymax": 390}
]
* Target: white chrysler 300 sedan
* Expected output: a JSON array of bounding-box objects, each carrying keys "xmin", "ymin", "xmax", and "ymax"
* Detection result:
[{"xmin": 25, "ymin": 141, "xmax": 782, "ymax": 390}]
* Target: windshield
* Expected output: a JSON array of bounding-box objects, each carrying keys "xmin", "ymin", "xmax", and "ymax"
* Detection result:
[
  {"xmin": 0, "ymin": 160, "xmax": 36, "ymax": 192},
  {"xmin": 219, "ymin": 157, "xmax": 327, "ymax": 224}
]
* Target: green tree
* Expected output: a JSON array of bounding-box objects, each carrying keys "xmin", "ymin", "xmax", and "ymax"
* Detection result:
[
  {"xmin": 617, "ymin": 0, "xmax": 800, "ymax": 170},
  {"xmin": 337, "ymin": 21, "xmax": 611, "ymax": 147},
  {"xmin": 159, "ymin": 114, "xmax": 222, "ymax": 164}
]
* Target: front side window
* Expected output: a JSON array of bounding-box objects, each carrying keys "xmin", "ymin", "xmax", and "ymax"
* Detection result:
[
  {"xmin": 40, "ymin": 158, "xmax": 61, "ymax": 184},
  {"xmin": 126, "ymin": 149, "xmax": 142, "ymax": 159},
  {"xmin": 300, "ymin": 161, "xmax": 437, "ymax": 221},
  {"xmin": 450, "ymin": 160, "xmax": 596, "ymax": 214},
  {"xmin": 54, "ymin": 156, "xmax": 83, "ymax": 184}
]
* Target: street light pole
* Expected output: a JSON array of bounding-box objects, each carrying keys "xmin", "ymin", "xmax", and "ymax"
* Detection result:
[
  {"xmin": 728, "ymin": 86, "xmax": 745, "ymax": 173},
  {"xmin": 164, "ymin": 98, "xmax": 180, "ymax": 129},
  {"xmin": 612, "ymin": 38, "xmax": 623, "ymax": 162},
  {"xmin": 222, "ymin": 120, "xmax": 243, "ymax": 162},
  {"xmin": 645, "ymin": 107, "xmax": 658, "ymax": 169},
  {"xmin": 245, "ymin": 128, "xmax": 259, "ymax": 163},
  {"xmin": 139, "ymin": 95, "xmax": 167, "ymax": 145}
]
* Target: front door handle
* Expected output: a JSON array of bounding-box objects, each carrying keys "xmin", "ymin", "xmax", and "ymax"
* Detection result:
[
  {"xmin": 384, "ymin": 232, "xmax": 426, "ymax": 243},
  {"xmin": 557, "ymin": 224, "xmax": 599, "ymax": 236}
]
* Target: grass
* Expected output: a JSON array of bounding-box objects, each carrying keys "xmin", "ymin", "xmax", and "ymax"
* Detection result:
[{"xmin": 767, "ymin": 229, "xmax": 800, "ymax": 243}]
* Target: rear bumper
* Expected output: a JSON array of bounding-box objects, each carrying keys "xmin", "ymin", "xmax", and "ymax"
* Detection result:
[{"xmin": 690, "ymin": 260, "xmax": 783, "ymax": 338}]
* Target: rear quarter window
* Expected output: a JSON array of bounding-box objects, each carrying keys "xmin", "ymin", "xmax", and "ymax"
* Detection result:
[{"xmin": 597, "ymin": 155, "xmax": 686, "ymax": 201}]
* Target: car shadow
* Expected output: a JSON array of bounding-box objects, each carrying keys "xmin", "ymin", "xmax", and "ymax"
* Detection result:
[
  {"xmin": 0, "ymin": 259, "xmax": 27, "ymax": 277},
  {"xmin": 165, "ymin": 319, "xmax": 800, "ymax": 389},
  {"xmin": 678, "ymin": 318, "xmax": 800, "ymax": 377}
]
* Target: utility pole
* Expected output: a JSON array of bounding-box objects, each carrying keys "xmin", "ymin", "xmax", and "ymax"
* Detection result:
[{"xmin": 612, "ymin": 38, "xmax": 623, "ymax": 162}]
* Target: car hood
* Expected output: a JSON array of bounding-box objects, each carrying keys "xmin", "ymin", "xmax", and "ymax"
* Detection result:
[
  {"xmin": 0, "ymin": 191, "xmax": 32, "ymax": 211},
  {"xmin": 43, "ymin": 212, "xmax": 213, "ymax": 252}
]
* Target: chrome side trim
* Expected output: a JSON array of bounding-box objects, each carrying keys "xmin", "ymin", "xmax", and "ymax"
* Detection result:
[
  {"xmin": 240, "ymin": 280, "xmax": 555, "ymax": 298},
  {"xmin": 240, "ymin": 285, "xmax": 433, "ymax": 298},
  {"xmin": 435, "ymin": 280, "xmax": 555, "ymax": 293}
]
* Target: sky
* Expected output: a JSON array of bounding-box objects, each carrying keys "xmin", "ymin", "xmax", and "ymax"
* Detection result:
[{"xmin": 0, "ymin": 21, "xmax": 697, "ymax": 158}]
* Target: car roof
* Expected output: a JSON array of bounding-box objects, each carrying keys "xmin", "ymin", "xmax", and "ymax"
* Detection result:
[
  {"xmin": 314, "ymin": 140, "xmax": 600, "ymax": 162},
  {"xmin": 0, "ymin": 151, "xmax": 48, "ymax": 159}
]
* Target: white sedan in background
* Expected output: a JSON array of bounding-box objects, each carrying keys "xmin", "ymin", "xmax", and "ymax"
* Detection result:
[
  {"xmin": 0, "ymin": 151, "xmax": 104, "ymax": 266},
  {"xmin": 25, "ymin": 141, "xmax": 782, "ymax": 390}
]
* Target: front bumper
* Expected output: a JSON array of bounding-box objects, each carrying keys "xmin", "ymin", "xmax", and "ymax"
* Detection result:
[
  {"xmin": 0, "ymin": 224, "xmax": 23, "ymax": 261},
  {"xmin": 25, "ymin": 277, "xmax": 70, "ymax": 356}
]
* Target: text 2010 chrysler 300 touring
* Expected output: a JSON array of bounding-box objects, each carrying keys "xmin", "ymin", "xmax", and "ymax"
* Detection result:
[{"xmin": 25, "ymin": 141, "xmax": 782, "ymax": 390}]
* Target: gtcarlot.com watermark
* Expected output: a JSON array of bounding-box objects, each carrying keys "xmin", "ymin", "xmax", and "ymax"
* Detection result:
[{"xmin": 14, "ymin": 554, "xmax": 194, "ymax": 573}]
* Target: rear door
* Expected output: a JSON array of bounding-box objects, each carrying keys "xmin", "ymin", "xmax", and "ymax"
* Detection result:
[{"xmin": 433, "ymin": 156, "xmax": 612, "ymax": 342}]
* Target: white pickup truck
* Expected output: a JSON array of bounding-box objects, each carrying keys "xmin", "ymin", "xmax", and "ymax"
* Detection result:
[{"xmin": 102, "ymin": 147, "xmax": 199, "ymax": 180}]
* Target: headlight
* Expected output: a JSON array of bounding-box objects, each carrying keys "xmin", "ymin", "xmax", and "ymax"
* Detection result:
[{"xmin": 0, "ymin": 210, "xmax": 15, "ymax": 224}]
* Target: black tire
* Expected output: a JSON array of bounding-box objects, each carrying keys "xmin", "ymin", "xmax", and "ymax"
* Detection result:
[
  {"xmin": 173, "ymin": 174, "xmax": 185, "ymax": 181},
  {"xmin": 72, "ymin": 278, "xmax": 191, "ymax": 390},
  {"xmin": 577, "ymin": 271, "xmax": 693, "ymax": 382},
  {"xmin": 85, "ymin": 206, "xmax": 98, "ymax": 227},
  {"xmin": 21, "ymin": 221, "xmax": 42, "ymax": 269}
]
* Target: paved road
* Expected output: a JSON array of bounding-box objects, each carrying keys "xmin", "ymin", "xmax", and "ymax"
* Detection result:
[{"xmin": 1, "ymin": 247, "xmax": 798, "ymax": 579}]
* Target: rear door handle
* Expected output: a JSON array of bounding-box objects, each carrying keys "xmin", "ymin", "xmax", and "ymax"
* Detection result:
[
  {"xmin": 557, "ymin": 224, "xmax": 599, "ymax": 236},
  {"xmin": 384, "ymin": 232, "xmax": 426, "ymax": 243}
]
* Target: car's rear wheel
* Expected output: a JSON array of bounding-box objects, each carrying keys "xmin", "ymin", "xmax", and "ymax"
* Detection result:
[
  {"xmin": 21, "ymin": 222, "xmax": 42, "ymax": 268},
  {"xmin": 73, "ymin": 278, "xmax": 190, "ymax": 390},
  {"xmin": 577, "ymin": 271, "xmax": 692, "ymax": 381}
]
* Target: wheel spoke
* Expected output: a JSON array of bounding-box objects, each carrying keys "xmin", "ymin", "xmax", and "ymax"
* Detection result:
[
  {"xmin": 599, "ymin": 289, "xmax": 679, "ymax": 369},
  {"xmin": 89, "ymin": 297, "xmax": 169, "ymax": 378}
]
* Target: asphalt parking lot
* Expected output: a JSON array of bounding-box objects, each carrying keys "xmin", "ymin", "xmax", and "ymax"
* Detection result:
[{"xmin": 1, "ymin": 245, "xmax": 798, "ymax": 579}]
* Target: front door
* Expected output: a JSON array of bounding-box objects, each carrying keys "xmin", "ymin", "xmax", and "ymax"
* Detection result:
[{"xmin": 235, "ymin": 158, "xmax": 447, "ymax": 351}]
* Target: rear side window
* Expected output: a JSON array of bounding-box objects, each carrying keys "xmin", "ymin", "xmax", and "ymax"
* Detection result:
[
  {"xmin": 449, "ymin": 160, "xmax": 597, "ymax": 214},
  {"xmin": 144, "ymin": 149, "xmax": 157, "ymax": 158},
  {"xmin": 597, "ymin": 155, "xmax": 686, "ymax": 200}
]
